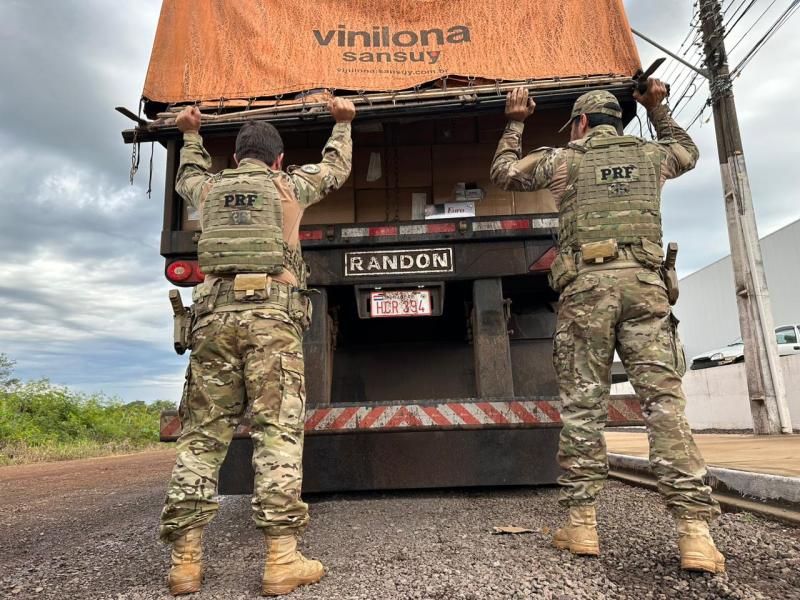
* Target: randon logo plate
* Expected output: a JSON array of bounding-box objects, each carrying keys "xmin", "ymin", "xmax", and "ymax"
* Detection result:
[{"xmin": 345, "ymin": 248, "xmax": 454, "ymax": 277}]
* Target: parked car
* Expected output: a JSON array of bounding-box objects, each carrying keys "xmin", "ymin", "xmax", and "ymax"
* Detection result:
[{"xmin": 690, "ymin": 325, "xmax": 800, "ymax": 370}]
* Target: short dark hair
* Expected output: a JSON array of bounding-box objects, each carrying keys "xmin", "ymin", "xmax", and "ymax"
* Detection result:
[
  {"xmin": 574, "ymin": 113, "xmax": 624, "ymax": 135},
  {"xmin": 235, "ymin": 121, "xmax": 284, "ymax": 165}
]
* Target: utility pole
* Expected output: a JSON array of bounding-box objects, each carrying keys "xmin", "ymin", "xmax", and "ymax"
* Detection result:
[{"xmin": 698, "ymin": 0, "xmax": 792, "ymax": 434}]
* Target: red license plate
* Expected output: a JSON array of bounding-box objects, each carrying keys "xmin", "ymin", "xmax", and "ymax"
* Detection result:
[{"xmin": 370, "ymin": 290, "xmax": 432, "ymax": 318}]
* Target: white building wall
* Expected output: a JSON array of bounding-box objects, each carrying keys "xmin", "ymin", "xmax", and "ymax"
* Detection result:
[
  {"xmin": 611, "ymin": 354, "xmax": 800, "ymax": 430},
  {"xmin": 675, "ymin": 219, "xmax": 800, "ymax": 360}
]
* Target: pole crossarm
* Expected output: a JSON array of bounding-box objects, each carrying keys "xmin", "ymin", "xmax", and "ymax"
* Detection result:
[{"xmin": 631, "ymin": 28, "xmax": 710, "ymax": 79}]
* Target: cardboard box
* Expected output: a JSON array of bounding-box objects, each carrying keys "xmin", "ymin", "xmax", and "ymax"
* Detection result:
[
  {"xmin": 477, "ymin": 113, "xmax": 508, "ymax": 144},
  {"xmin": 181, "ymin": 202, "xmax": 201, "ymax": 232},
  {"xmin": 355, "ymin": 189, "xmax": 389, "ymax": 222},
  {"xmin": 286, "ymin": 147, "xmax": 353, "ymax": 188},
  {"xmin": 203, "ymin": 136, "xmax": 235, "ymax": 158},
  {"xmin": 411, "ymin": 191, "xmax": 428, "ymax": 220},
  {"xmin": 476, "ymin": 180, "xmax": 514, "ymax": 217},
  {"xmin": 514, "ymin": 190, "xmax": 557, "ymax": 214},
  {"xmin": 353, "ymin": 148, "xmax": 387, "ymax": 189},
  {"xmin": 396, "ymin": 188, "xmax": 431, "ymax": 221},
  {"xmin": 387, "ymin": 146, "xmax": 432, "ymax": 188},
  {"xmin": 394, "ymin": 120, "xmax": 435, "ymax": 145},
  {"xmin": 433, "ymin": 182, "xmax": 457, "ymax": 204},
  {"xmin": 356, "ymin": 188, "xmax": 429, "ymax": 222},
  {"xmin": 279, "ymin": 130, "xmax": 307, "ymax": 149},
  {"xmin": 284, "ymin": 147, "xmax": 321, "ymax": 167},
  {"xmin": 435, "ymin": 117, "xmax": 477, "ymax": 144},
  {"xmin": 477, "ymin": 110, "xmax": 571, "ymax": 149},
  {"xmin": 211, "ymin": 155, "xmax": 232, "ymax": 173},
  {"xmin": 353, "ymin": 121, "xmax": 385, "ymax": 146},
  {"xmin": 306, "ymin": 129, "xmax": 332, "ymax": 148},
  {"xmin": 301, "ymin": 187, "xmax": 355, "ymax": 225},
  {"xmin": 201, "ymin": 137, "xmax": 234, "ymax": 173},
  {"xmin": 432, "ymin": 144, "xmax": 496, "ymax": 183}
]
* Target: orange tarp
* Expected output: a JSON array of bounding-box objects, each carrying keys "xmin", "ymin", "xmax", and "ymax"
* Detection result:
[{"xmin": 144, "ymin": 0, "xmax": 641, "ymax": 104}]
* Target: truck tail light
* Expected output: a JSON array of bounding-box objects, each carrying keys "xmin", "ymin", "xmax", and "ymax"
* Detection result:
[
  {"xmin": 299, "ymin": 229, "xmax": 324, "ymax": 241},
  {"xmin": 166, "ymin": 260, "xmax": 205, "ymax": 284}
]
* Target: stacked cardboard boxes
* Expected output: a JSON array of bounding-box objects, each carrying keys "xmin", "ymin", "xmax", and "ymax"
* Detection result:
[{"xmin": 183, "ymin": 115, "xmax": 560, "ymax": 230}]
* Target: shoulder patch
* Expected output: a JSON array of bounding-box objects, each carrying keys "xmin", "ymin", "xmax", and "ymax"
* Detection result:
[{"xmin": 301, "ymin": 164, "xmax": 321, "ymax": 174}]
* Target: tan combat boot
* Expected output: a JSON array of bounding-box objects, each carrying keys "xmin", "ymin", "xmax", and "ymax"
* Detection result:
[
  {"xmin": 262, "ymin": 534, "xmax": 325, "ymax": 596},
  {"xmin": 553, "ymin": 505, "xmax": 600, "ymax": 556},
  {"xmin": 676, "ymin": 518, "xmax": 726, "ymax": 573},
  {"xmin": 168, "ymin": 527, "xmax": 203, "ymax": 595}
]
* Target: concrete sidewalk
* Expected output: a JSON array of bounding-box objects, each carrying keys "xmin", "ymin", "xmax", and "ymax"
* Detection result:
[{"xmin": 605, "ymin": 431, "xmax": 800, "ymax": 478}]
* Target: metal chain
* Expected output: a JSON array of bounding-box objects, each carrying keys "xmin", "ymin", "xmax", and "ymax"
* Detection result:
[
  {"xmin": 129, "ymin": 97, "xmax": 144, "ymax": 185},
  {"xmin": 147, "ymin": 142, "xmax": 154, "ymax": 198},
  {"xmin": 129, "ymin": 131, "xmax": 140, "ymax": 185}
]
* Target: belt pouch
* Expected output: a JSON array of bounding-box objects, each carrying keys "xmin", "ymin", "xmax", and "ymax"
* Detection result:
[
  {"xmin": 580, "ymin": 239, "xmax": 619, "ymax": 264},
  {"xmin": 234, "ymin": 273, "xmax": 271, "ymax": 301}
]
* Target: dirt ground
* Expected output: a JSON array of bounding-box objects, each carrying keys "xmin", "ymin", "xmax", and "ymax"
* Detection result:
[{"xmin": 1, "ymin": 449, "xmax": 799, "ymax": 600}]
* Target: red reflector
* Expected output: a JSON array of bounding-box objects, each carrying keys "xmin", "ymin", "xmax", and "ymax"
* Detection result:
[
  {"xmin": 530, "ymin": 246, "xmax": 557, "ymax": 272},
  {"xmin": 369, "ymin": 226, "xmax": 398, "ymax": 237},
  {"xmin": 501, "ymin": 219, "xmax": 532, "ymax": 230},
  {"xmin": 427, "ymin": 223, "xmax": 456, "ymax": 234},
  {"xmin": 299, "ymin": 229, "xmax": 324, "ymax": 241},
  {"xmin": 167, "ymin": 261, "xmax": 192, "ymax": 282}
]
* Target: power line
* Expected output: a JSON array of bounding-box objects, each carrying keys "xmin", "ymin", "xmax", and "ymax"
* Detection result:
[
  {"xmin": 724, "ymin": 0, "xmax": 759, "ymax": 34},
  {"xmin": 683, "ymin": 0, "xmax": 799, "ymax": 125},
  {"xmin": 732, "ymin": 0, "xmax": 800, "ymax": 75},
  {"xmin": 722, "ymin": 0, "xmax": 748, "ymax": 15},
  {"xmin": 679, "ymin": 90, "xmax": 710, "ymax": 126},
  {"xmin": 728, "ymin": 0, "xmax": 779, "ymax": 54},
  {"xmin": 669, "ymin": 0, "xmax": 783, "ymax": 121}
]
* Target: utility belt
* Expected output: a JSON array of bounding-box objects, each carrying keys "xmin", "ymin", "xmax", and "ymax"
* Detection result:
[
  {"xmin": 549, "ymin": 238, "xmax": 679, "ymax": 304},
  {"xmin": 171, "ymin": 274, "xmax": 313, "ymax": 354},
  {"xmin": 196, "ymin": 274, "xmax": 313, "ymax": 324}
]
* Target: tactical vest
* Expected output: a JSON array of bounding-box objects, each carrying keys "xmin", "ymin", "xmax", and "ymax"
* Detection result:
[
  {"xmin": 197, "ymin": 168, "xmax": 287, "ymax": 276},
  {"xmin": 559, "ymin": 135, "xmax": 663, "ymax": 251}
]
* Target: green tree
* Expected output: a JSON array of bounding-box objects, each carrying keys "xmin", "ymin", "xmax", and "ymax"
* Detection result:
[{"xmin": 0, "ymin": 354, "xmax": 19, "ymax": 388}]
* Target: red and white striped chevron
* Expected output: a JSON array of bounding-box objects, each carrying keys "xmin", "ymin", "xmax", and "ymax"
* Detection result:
[{"xmin": 160, "ymin": 397, "xmax": 642, "ymax": 440}]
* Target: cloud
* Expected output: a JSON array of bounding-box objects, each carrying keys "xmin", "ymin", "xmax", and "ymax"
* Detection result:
[
  {"xmin": 624, "ymin": 0, "xmax": 800, "ymax": 275},
  {"xmin": 0, "ymin": 0, "xmax": 798, "ymax": 403},
  {"xmin": 0, "ymin": 0, "xmax": 184, "ymax": 402}
]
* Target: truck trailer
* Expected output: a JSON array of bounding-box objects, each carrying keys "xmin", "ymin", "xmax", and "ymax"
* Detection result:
[{"xmin": 122, "ymin": 0, "xmax": 645, "ymax": 492}]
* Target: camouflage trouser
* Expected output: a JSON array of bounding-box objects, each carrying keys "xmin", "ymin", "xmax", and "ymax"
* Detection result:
[
  {"xmin": 159, "ymin": 307, "xmax": 309, "ymax": 542},
  {"xmin": 554, "ymin": 267, "xmax": 720, "ymax": 521}
]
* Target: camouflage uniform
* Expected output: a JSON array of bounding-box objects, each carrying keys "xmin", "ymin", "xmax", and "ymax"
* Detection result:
[
  {"xmin": 159, "ymin": 123, "xmax": 352, "ymax": 542},
  {"xmin": 490, "ymin": 95, "xmax": 720, "ymax": 521}
]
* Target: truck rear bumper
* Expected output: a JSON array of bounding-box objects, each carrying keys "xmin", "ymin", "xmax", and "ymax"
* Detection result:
[
  {"xmin": 161, "ymin": 396, "xmax": 643, "ymax": 493},
  {"xmin": 159, "ymin": 396, "xmax": 643, "ymax": 441},
  {"xmin": 221, "ymin": 427, "xmax": 565, "ymax": 493}
]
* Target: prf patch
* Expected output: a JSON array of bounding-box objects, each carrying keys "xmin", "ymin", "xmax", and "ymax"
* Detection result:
[
  {"xmin": 595, "ymin": 165, "xmax": 639, "ymax": 184},
  {"xmin": 222, "ymin": 193, "xmax": 262, "ymax": 209},
  {"xmin": 230, "ymin": 210, "xmax": 252, "ymax": 225}
]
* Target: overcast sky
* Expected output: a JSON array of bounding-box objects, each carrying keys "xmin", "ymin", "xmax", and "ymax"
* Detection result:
[{"xmin": 0, "ymin": 0, "xmax": 798, "ymax": 402}]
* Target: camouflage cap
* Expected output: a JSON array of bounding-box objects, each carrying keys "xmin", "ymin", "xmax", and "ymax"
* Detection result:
[{"xmin": 558, "ymin": 90, "xmax": 623, "ymax": 132}]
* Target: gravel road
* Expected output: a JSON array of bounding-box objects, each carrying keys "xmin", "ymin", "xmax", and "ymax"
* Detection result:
[{"xmin": 1, "ymin": 449, "xmax": 798, "ymax": 600}]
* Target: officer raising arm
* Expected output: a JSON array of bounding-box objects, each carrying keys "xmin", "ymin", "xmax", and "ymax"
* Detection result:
[
  {"xmin": 160, "ymin": 97, "xmax": 355, "ymax": 597},
  {"xmin": 490, "ymin": 82, "xmax": 725, "ymax": 575}
]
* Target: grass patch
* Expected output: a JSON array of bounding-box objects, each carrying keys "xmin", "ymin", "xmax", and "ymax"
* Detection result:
[
  {"xmin": 0, "ymin": 439, "xmax": 165, "ymax": 465},
  {"xmin": 0, "ymin": 354, "xmax": 175, "ymax": 465}
]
